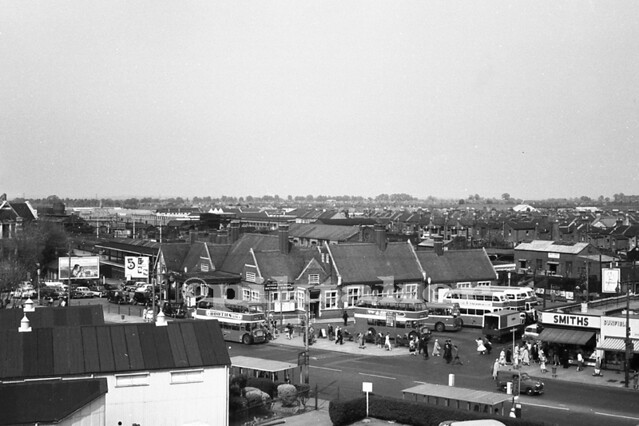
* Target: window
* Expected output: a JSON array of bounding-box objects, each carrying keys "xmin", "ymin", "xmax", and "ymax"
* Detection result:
[
  {"xmin": 116, "ymin": 373, "xmax": 150, "ymax": 387},
  {"xmin": 477, "ymin": 281, "xmax": 490, "ymax": 287},
  {"xmin": 251, "ymin": 290, "xmax": 260, "ymax": 302},
  {"xmin": 324, "ymin": 290, "xmax": 337, "ymax": 309},
  {"xmin": 171, "ymin": 369, "xmax": 204, "ymax": 384},
  {"xmin": 347, "ymin": 287, "xmax": 361, "ymax": 307},
  {"xmin": 242, "ymin": 289, "xmax": 250, "ymax": 300},
  {"xmin": 246, "ymin": 272, "xmax": 256, "ymax": 283},
  {"xmin": 456, "ymin": 282, "xmax": 471, "ymax": 288},
  {"xmin": 403, "ymin": 284, "xmax": 418, "ymax": 299},
  {"xmin": 309, "ymin": 274, "xmax": 320, "ymax": 284},
  {"xmin": 201, "ymin": 262, "xmax": 209, "ymax": 272}
]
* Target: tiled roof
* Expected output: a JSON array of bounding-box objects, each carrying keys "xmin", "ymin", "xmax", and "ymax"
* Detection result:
[
  {"xmin": 160, "ymin": 243, "xmax": 192, "ymax": 271},
  {"xmin": 328, "ymin": 242, "xmax": 423, "ymax": 284},
  {"xmin": 416, "ymin": 249, "xmax": 497, "ymax": 283},
  {"xmin": 0, "ymin": 320, "xmax": 230, "ymax": 381},
  {"xmin": 220, "ymin": 234, "xmax": 280, "ymax": 274}
]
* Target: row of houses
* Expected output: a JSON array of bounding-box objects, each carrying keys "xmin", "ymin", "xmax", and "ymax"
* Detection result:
[{"xmin": 93, "ymin": 224, "xmax": 498, "ymax": 320}]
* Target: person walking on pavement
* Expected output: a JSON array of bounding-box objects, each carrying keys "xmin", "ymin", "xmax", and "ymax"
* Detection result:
[
  {"xmin": 384, "ymin": 333, "xmax": 392, "ymax": 351},
  {"xmin": 421, "ymin": 334, "xmax": 430, "ymax": 359},
  {"xmin": 577, "ymin": 351, "xmax": 584, "ymax": 371},
  {"xmin": 342, "ymin": 310, "xmax": 349, "ymax": 326},
  {"xmin": 409, "ymin": 336, "xmax": 417, "ymax": 356},
  {"xmin": 432, "ymin": 339, "xmax": 441, "ymax": 357},
  {"xmin": 476, "ymin": 337, "xmax": 487, "ymax": 355},
  {"xmin": 492, "ymin": 358, "xmax": 500, "ymax": 380},
  {"xmin": 540, "ymin": 352, "xmax": 548, "ymax": 373},
  {"xmin": 593, "ymin": 356, "xmax": 602, "ymax": 377},
  {"xmin": 499, "ymin": 349, "xmax": 506, "ymax": 366}
]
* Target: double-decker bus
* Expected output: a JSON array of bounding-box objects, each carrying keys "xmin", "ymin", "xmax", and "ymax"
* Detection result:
[
  {"xmin": 193, "ymin": 298, "xmax": 268, "ymax": 344},
  {"xmin": 441, "ymin": 286, "xmax": 537, "ymax": 327},
  {"xmin": 353, "ymin": 297, "xmax": 462, "ymax": 341}
]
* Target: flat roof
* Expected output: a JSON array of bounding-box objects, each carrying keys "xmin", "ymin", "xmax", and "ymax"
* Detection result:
[
  {"xmin": 231, "ymin": 356, "xmax": 297, "ymax": 373},
  {"xmin": 402, "ymin": 383, "xmax": 511, "ymax": 406}
]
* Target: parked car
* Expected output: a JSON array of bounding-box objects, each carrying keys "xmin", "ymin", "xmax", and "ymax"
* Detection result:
[
  {"xmin": 39, "ymin": 287, "xmax": 60, "ymax": 301},
  {"xmin": 132, "ymin": 288, "xmax": 160, "ymax": 306},
  {"xmin": 71, "ymin": 286, "xmax": 94, "ymax": 299},
  {"xmin": 107, "ymin": 289, "xmax": 128, "ymax": 304},
  {"xmin": 88, "ymin": 285, "xmax": 107, "ymax": 298}
]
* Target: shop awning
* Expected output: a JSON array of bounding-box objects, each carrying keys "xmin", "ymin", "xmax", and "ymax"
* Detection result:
[
  {"xmin": 538, "ymin": 328, "xmax": 595, "ymax": 345},
  {"xmin": 597, "ymin": 337, "xmax": 639, "ymax": 353}
]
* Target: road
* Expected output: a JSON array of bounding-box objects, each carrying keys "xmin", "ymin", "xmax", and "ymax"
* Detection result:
[{"xmin": 230, "ymin": 334, "xmax": 639, "ymax": 426}]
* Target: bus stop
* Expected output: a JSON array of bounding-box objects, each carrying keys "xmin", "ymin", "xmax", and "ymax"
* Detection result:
[
  {"xmin": 402, "ymin": 383, "xmax": 512, "ymax": 416},
  {"xmin": 231, "ymin": 356, "xmax": 301, "ymax": 385}
]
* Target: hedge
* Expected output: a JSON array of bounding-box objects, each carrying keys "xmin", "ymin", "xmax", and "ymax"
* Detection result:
[{"xmin": 329, "ymin": 395, "xmax": 548, "ymax": 426}]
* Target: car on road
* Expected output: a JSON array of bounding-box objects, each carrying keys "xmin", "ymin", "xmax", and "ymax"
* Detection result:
[
  {"xmin": 496, "ymin": 370, "xmax": 544, "ymax": 395},
  {"xmin": 88, "ymin": 285, "xmax": 107, "ymax": 298},
  {"xmin": 523, "ymin": 323, "xmax": 543, "ymax": 341}
]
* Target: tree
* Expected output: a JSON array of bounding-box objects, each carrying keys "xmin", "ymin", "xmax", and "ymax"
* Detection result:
[{"xmin": 501, "ymin": 193, "xmax": 510, "ymax": 201}]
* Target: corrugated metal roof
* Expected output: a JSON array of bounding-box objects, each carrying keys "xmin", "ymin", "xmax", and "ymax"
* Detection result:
[{"xmin": 0, "ymin": 320, "xmax": 230, "ymax": 381}]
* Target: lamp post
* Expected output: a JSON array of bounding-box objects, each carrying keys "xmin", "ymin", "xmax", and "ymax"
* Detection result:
[{"xmin": 36, "ymin": 264, "xmax": 41, "ymax": 305}]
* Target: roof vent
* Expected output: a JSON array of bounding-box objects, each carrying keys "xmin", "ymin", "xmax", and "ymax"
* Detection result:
[
  {"xmin": 18, "ymin": 314, "xmax": 32, "ymax": 333},
  {"xmin": 23, "ymin": 298, "xmax": 35, "ymax": 312},
  {"xmin": 155, "ymin": 310, "xmax": 168, "ymax": 327}
]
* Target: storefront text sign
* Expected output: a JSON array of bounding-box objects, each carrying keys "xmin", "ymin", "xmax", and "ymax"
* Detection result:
[
  {"xmin": 540, "ymin": 312, "xmax": 600, "ymax": 329},
  {"xmin": 601, "ymin": 317, "xmax": 639, "ymax": 339}
]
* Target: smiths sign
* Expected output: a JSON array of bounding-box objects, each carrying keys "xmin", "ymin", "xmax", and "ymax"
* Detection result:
[{"xmin": 540, "ymin": 312, "xmax": 600, "ymax": 329}]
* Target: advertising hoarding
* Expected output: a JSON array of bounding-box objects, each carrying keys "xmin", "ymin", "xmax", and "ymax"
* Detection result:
[
  {"xmin": 125, "ymin": 256, "xmax": 149, "ymax": 280},
  {"xmin": 59, "ymin": 256, "xmax": 100, "ymax": 280},
  {"xmin": 602, "ymin": 268, "xmax": 621, "ymax": 293}
]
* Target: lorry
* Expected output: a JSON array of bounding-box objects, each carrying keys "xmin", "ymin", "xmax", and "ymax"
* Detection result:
[{"xmin": 482, "ymin": 309, "xmax": 526, "ymax": 343}]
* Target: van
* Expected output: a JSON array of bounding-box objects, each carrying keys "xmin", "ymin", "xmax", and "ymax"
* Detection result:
[
  {"xmin": 495, "ymin": 369, "xmax": 544, "ymax": 395},
  {"xmin": 523, "ymin": 323, "xmax": 542, "ymax": 340}
]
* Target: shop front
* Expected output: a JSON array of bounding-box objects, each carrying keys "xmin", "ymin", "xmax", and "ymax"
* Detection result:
[
  {"xmin": 597, "ymin": 316, "xmax": 639, "ymax": 372},
  {"xmin": 538, "ymin": 312, "xmax": 599, "ymax": 367}
]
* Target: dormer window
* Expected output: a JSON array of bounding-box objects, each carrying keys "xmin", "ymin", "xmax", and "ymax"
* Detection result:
[
  {"xmin": 246, "ymin": 272, "xmax": 256, "ymax": 283},
  {"xmin": 309, "ymin": 274, "xmax": 320, "ymax": 284}
]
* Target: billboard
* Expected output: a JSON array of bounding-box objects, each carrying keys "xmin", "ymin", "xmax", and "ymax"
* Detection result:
[
  {"xmin": 125, "ymin": 256, "xmax": 150, "ymax": 280},
  {"xmin": 602, "ymin": 268, "xmax": 621, "ymax": 293},
  {"xmin": 59, "ymin": 256, "xmax": 100, "ymax": 280}
]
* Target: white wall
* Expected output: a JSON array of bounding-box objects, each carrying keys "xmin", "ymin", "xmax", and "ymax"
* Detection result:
[{"xmin": 101, "ymin": 366, "xmax": 229, "ymax": 426}]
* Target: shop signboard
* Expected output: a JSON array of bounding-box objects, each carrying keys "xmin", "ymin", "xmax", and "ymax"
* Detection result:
[
  {"xmin": 601, "ymin": 317, "xmax": 639, "ymax": 339},
  {"xmin": 540, "ymin": 311, "xmax": 600, "ymax": 329}
]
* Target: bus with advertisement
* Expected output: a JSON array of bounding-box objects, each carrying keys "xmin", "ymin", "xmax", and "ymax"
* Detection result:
[
  {"xmin": 353, "ymin": 297, "xmax": 462, "ymax": 342},
  {"xmin": 192, "ymin": 298, "xmax": 268, "ymax": 344},
  {"xmin": 441, "ymin": 286, "xmax": 538, "ymax": 327}
]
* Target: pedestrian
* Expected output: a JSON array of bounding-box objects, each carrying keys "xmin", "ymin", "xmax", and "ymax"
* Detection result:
[
  {"xmin": 376, "ymin": 332, "xmax": 383, "ymax": 348},
  {"xmin": 592, "ymin": 356, "xmax": 602, "ymax": 377},
  {"xmin": 633, "ymin": 370, "xmax": 639, "ymax": 390},
  {"xmin": 384, "ymin": 333, "xmax": 392, "ymax": 351},
  {"xmin": 452, "ymin": 345, "xmax": 463, "ymax": 365},
  {"xmin": 342, "ymin": 310, "xmax": 349, "ymax": 326},
  {"xmin": 539, "ymin": 353, "xmax": 548, "ymax": 373},
  {"xmin": 506, "ymin": 348, "xmax": 512, "ymax": 364},
  {"xmin": 476, "ymin": 337, "xmax": 487, "ymax": 355},
  {"xmin": 499, "ymin": 349, "xmax": 506, "ymax": 366},
  {"xmin": 358, "ymin": 333, "xmax": 366, "ymax": 349},
  {"xmin": 444, "ymin": 340, "xmax": 452, "ymax": 364},
  {"xmin": 492, "ymin": 358, "xmax": 500, "ymax": 380},
  {"xmin": 484, "ymin": 338, "xmax": 492, "ymax": 355},
  {"xmin": 336, "ymin": 326, "xmax": 344, "ymax": 345},
  {"xmin": 409, "ymin": 336, "xmax": 417, "ymax": 356},
  {"xmin": 421, "ymin": 334, "xmax": 430, "ymax": 359},
  {"xmin": 432, "ymin": 338, "xmax": 441, "ymax": 357},
  {"xmin": 522, "ymin": 345, "xmax": 530, "ymax": 366},
  {"xmin": 327, "ymin": 324, "xmax": 334, "ymax": 341},
  {"xmin": 577, "ymin": 351, "xmax": 584, "ymax": 371}
]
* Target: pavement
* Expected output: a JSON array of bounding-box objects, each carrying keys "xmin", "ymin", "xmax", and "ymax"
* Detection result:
[{"xmin": 104, "ymin": 312, "xmax": 638, "ymax": 425}]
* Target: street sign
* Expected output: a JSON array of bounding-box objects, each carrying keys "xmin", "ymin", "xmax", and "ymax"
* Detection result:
[{"xmin": 265, "ymin": 282, "xmax": 293, "ymax": 291}]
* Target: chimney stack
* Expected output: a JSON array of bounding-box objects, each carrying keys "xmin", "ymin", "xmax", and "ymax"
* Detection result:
[
  {"xmin": 230, "ymin": 221, "xmax": 240, "ymax": 243},
  {"xmin": 434, "ymin": 235, "xmax": 444, "ymax": 256},
  {"xmin": 217, "ymin": 229, "xmax": 228, "ymax": 244},
  {"xmin": 375, "ymin": 224, "xmax": 387, "ymax": 251},
  {"xmin": 279, "ymin": 224, "xmax": 290, "ymax": 254}
]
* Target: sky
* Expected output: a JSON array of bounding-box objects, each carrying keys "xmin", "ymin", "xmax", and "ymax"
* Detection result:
[{"xmin": 2, "ymin": 1, "xmax": 638, "ymax": 201}]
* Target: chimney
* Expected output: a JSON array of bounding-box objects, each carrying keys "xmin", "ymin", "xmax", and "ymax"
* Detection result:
[
  {"xmin": 375, "ymin": 224, "xmax": 387, "ymax": 251},
  {"xmin": 217, "ymin": 229, "xmax": 228, "ymax": 244},
  {"xmin": 434, "ymin": 235, "xmax": 444, "ymax": 256},
  {"xmin": 230, "ymin": 221, "xmax": 240, "ymax": 243},
  {"xmin": 278, "ymin": 224, "xmax": 290, "ymax": 254},
  {"xmin": 189, "ymin": 231, "xmax": 197, "ymax": 244}
]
